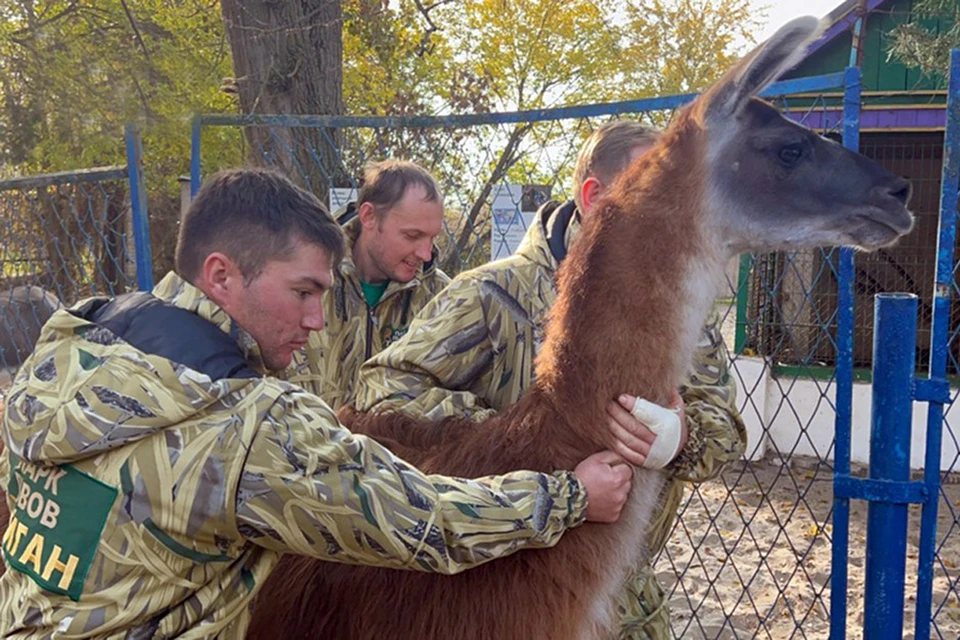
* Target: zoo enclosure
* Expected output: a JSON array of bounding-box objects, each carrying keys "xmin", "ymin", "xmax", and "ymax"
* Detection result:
[
  {"xmin": 189, "ymin": 70, "xmax": 960, "ymax": 638},
  {"xmin": 0, "ymin": 67, "xmax": 955, "ymax": 638}
]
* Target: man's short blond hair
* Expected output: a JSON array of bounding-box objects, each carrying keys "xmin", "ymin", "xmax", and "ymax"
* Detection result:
[
  {"xmin": 358, "ymin": 159, "xmax": 441, "ymax": 217},
  {"xmin": 572, "ymin": 120, "xmax": 660, "ymax": 210}
]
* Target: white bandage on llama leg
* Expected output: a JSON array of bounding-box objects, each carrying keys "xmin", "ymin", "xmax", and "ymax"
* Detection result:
[{"xmin": 629, "ymin": 398, "xmax": 684, "ymax": 469}]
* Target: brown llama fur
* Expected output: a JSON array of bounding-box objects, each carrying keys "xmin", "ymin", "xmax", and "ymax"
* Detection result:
[{"xmin": 245, "ymin": 110, "xmax": 713, "ymax": 639}]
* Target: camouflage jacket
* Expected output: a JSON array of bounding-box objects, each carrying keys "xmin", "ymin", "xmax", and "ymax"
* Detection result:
[
  {"xmin": 355, "ymin": 200, "xmax": 747, "ymax": 638},
  {"xmin": 283, "ymin": 210, "xmax": 450, "ymax": 409},
  {"xmin": 0, "ymin": 271, "xmax": 586, "ymax": 639}
]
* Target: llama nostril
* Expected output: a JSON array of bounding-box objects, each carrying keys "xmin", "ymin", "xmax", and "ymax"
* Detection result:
[{"xmin": 888, "ymin": 179, "xmax": 912, "ymax": 206}]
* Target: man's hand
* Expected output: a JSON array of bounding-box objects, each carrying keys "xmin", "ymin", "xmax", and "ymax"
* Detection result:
[
  {"xmin": 574, "ymin": 450, "xmax": 633, "ymax": 523},
  {"xmin": 605, "ymin": 390, "xmax": 688, "ymax": 468}
]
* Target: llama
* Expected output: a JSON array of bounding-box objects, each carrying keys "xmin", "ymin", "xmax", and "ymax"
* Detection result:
[{"xmin": 246, "ymin": 17, "xmax": 913, "ymax": 640}]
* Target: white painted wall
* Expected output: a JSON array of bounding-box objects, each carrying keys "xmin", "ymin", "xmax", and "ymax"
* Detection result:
[{"xmin": 731, "ymin": 356, "xmax": 959, "ymax": 471}]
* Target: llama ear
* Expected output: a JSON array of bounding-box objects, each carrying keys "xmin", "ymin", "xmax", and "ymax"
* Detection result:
[{"xmin": 703, "ymin": 16, "xmax": 825, "ymax": 120}]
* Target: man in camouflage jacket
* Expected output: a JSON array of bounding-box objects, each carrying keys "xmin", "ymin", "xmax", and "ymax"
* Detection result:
[
  {"xmin": 0, "ymin": 168, "xmax": 642, "ymax": 638},
  {"xmin": 284, "ymin": 160, "xmax": 450, "ymax": 409},
  {"xmin": 356, "ymin": 122, "xmax": 747, "ymax": 639}
]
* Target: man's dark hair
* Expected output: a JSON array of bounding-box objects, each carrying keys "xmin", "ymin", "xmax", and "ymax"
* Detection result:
[
  {"xmin": 176, "ymin": 167, "xmax": 345, "ymax": 283},
  {"xmin": 357, "ymin": 160, "xmax": 442, "ymax": 217}
]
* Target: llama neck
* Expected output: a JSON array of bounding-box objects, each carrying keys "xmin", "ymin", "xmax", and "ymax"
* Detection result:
[{"xmin": 534, "ymin": 127, "xmax": 727, "ymax": 449}]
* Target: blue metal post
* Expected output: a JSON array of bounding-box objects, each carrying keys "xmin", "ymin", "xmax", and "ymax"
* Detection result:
[
  {"xmin": 190, "ymin": 116, "xmax": 202, "ymax": 198},
  {"xmin": 914, "ymin": 47, "xmax": 960, "ymax": 639},
  {"xmin": 831, "ymin": 64, "xmax": 861, "ymax": 640},
  {"xmin": 863, "ymin": 293, "xmax": 917, "ymax": 638},
  {"xmin": 124, "ymin": 123, "xmax": 154, "ymax": 291}
]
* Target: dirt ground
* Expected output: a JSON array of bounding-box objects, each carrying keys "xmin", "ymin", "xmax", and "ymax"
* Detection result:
[{"xmin": 657, "ymin": 456, "xmax": 960, "ymax": 639}]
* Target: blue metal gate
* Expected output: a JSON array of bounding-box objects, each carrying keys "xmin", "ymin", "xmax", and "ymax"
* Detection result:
[
  {"xmin": 830, "ymin": 49, "xmax": 960, "ymax": 640},
  {"xmin": 0, "ymin": 125, "xmax": 152, "ymax": 380}
]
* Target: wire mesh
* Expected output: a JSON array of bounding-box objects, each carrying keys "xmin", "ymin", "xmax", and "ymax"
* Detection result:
[
  {"xmin": 933, "ymin": 251, "xmax": 960, "ymax": 638},
  {"xmin": 0, "ymin": 168, "xmax": 138, "ymax": 387}
]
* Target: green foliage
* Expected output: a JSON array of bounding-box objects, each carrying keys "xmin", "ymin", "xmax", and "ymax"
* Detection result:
[
  {"xmin": 888, "ymin": 0, "xmax": 960, "ymax": 79},
  {"xmin": 621, "ymin": 0, "xmax": 762, "ymax": 97},
  {"xmin": 0, "ymin": 0, "xmax": 762, "ymax": 181},
  {"xmin": 342, "ymin": 0, "xmax": 759, "ymax": 116},
  {"xmin": 0, "ymin": 0, "xmax": 238, "ymax": 184}
]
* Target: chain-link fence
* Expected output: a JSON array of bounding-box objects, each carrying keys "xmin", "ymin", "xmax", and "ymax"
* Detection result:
[
  {"xmin": 0, "ymin": 128, "xmax": 152, "ymax": 393},
  {"xmin": 921, "ymin": 49, "xmax": 960, "ymax": 640},
  {"xmin": 191, "ymin": 72, "xmax": 959, "ymax": 638}
]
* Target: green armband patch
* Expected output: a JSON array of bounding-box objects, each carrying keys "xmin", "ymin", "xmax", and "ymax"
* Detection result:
[{"xmin": 3, "ymin": 455, "xmax": 117, "ymax": 601}]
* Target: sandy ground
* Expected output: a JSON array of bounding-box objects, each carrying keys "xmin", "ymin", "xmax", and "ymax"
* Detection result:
[
  {"xmin": 657, "ymin": 457, "xmax": 960, "ymax": 639},
  {"xmin": 696, "ymin": 302, "xmax": 960, "ymax": 638}
]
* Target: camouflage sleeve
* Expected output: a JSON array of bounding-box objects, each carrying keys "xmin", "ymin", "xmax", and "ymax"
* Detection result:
[
  {"xmin": 236, "ymin": 386, "xmax": 587, "ymax": 574},
  {"xmin": 0, "ymin": 446, "xmax": 8, "ymax": 487},
  {"xmin": 433, "ymin": 268, "xmax": 452, "ymax": 289},
  {"xmin": 670, "ymin": 308, "xmax": 746, "ymax": 482},
  {"xmin": 353, "ymin": 277, "xmax": 498, "ymax": 422},
  {"xmin": 279, "ymin": 329, "xmax": 326, "ymax": 398}
]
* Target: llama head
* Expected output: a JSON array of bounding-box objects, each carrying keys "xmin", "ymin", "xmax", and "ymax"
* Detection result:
[{"xmin": 693, "ymin": 16, "xmax": 914, "ymax": 256}]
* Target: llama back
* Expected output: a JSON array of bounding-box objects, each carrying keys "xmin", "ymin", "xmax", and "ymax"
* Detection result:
[
  {"xmin": 251, "ymin": 396, "xmax": 668, "ymax": 639},
  {"xmin": 250, "ymin": 467, "xmax": 667, "ymax": 639},
  {"xmin": 339, "ymin": 390, "xmax": 601, "ymax": 474}
]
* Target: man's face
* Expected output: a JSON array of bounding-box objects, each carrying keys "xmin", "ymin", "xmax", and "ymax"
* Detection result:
[
  {"xmin": 361, "ymin": 184, "xmax": 445, "ymax": 283},
  {"xmin": 228, "ymin": 241, "xmax": 333, "ymax": 371}
]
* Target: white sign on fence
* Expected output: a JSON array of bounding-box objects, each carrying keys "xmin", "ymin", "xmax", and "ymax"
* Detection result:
[
  {"xmin": 329, "ymin": 187, "xmax": 358, "ymax": 213},
  {"xmin": 490, "ymin": 184, "xmax": 551, "ymax": 261}
]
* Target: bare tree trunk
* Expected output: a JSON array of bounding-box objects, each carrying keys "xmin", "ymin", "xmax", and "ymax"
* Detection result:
[
  {"xmin": 97, "ymin": 182, "xmax": 127, "ymax": 295},
  {"xmin": 39, "ymin": 188, "xmax": 76, "ymax": 300},
  {"xmin": 220, "ymin": 0, "xmax": 349, "ymax": 201}
]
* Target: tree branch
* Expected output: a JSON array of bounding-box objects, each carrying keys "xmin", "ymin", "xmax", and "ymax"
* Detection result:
[
  {"xmin": 11, "ymin": 0, "xmax": 80, "ymax": 39},
  {"xmin": 119, "ymin": 0, "xmax": 154, "ymax": 68},
  {"xmin": 412, "ymin": 0, "xmax": 458, "ymax": 56},
  {"xmin": 442, "ymin": 122, "xmax": 533, "ymax": 272}
]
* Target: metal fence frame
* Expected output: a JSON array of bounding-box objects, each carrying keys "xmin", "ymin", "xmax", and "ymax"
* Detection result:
[
  {"xmin": 124, "ymin": 123, "xmax": 154, "ymax": 292},
  {"xmin": 830, "ymin": 50, "xmax": 960, "ymax": 640},
  {"xmin": 190, "ymin": 72, "xmax": 844, "ymax": 193},
  {"xmin": 0, "ymin": 125, "xmax": 153, "ymax": 293},
  {"xmin": 917, "ymin": 47, "xmax": 960, "ymax": 640}
]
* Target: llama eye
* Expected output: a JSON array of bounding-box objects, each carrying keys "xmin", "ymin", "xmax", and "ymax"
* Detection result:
[{"xmin": 778, "ymin": 144, "xmax": 803, "ymax": 166}]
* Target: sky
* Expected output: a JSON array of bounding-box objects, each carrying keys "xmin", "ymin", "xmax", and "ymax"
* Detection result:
[{"xmin": 754, "ymin": 0, "xmax": 851, "ymax": 41}]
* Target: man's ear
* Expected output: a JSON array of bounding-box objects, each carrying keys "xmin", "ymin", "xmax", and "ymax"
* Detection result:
[
  {"xmin": 200, "ymin": 251, "xmax": 242, "ymax": 307},
  {"xmin": 357, "ymin": 202, "xmax": 379, "ymax": 229},
  {"xmin": 580, "ymin": 176, "xmax": 604, "ymax": 216}
]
